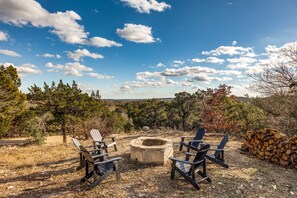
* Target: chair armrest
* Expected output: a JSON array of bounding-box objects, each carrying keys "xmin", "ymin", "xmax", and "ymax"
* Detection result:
[
  {"xmin": 92, "ymin": 153, "xmax": 108, "ymax": 159},
  {"xmin": 180, "ymin": 136, "xmax": 195, "ymax": 139},
  {"xmin": 188, "ymin": 140, "xmax": 203, "ymax": 143},
  {"xmin": 209, "ymin": 148, "xmax": 224, "ymax": 151},
  {"xmin": 169, "ymin": 157, "xmax": 193, "ymax": 164},
  {"xmin": 94, "ymin": 157, "xmax": 122, "ymax": 165},
  {"xmin": 193, "ymin": 159, "xmax": 205, "ymax": 165},
  {"xmin": 201, "ymin": 143, "xmax": 219, "ymax": 147}
]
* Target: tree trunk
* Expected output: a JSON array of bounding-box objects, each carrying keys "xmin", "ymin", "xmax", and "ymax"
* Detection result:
[
  {"xmin": 62, "ymin": 123, "xmax": 67, "ymax": 143},
  {"xmin": 83, "ymin": 122, "xmax": 88, "ymax": 140}
]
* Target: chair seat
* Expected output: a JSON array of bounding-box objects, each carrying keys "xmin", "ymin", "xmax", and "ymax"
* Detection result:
[
  {"xmin": 97, "ymin": 162, "xmax": 115, "ymax": 174},
  {"xmin": 176, "ymin": 161, "xmax": 191, "ymax": 173}
]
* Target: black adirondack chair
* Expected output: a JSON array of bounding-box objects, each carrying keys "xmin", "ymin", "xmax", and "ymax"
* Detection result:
[
  {"xmin": 79, "ymin": 145, "xmax": 122, "ymax": 187},
  {"xmin": 179, "ymin": 128, "xmax": 206, "ymax": 152},
  {"xmin": 202, "ymin": 134, "xmax": 229, "ymax": 168},
  {"xmin": 72, "ymin": 138, "xmax": 105, "ymax": 171},
  {"xmin": 90, "ymin": 129, "xmax": 117, "ymax": 153},
  {"xmin": 170, "ymin": 144, "xmax": 211, "ymax": 190}
]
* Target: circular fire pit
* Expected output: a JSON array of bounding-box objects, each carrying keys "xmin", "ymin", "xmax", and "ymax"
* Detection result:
[{"xmin": 130, "ymin": 137, "xmax": 173, "ymax": 165}]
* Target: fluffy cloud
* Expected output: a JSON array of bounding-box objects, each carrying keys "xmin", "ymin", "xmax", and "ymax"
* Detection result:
[
  {"xmin": 0, "ymin": 0, "xmax": 121, "ymax": 47},
  {"xmin": 232, "ymin": 40, "xmax": 237, "ymax": 46},
  {"xmin": 0, "ymin": 49, "xmax": 21, "ymax": 57},
  {"xmin": 45, "ymin": 62, "xmax": 113, "ymax": 80},
  {"xmin": 46, "ymin": 62, "xmax": 93, "ymax": 77},
  {"xmin": 161, "ymin": 66, "xmax": 215, "ymax": 77},
  {"xmin": 38, "ymin": 53, "xmax": 61, "ymax": 59},
  {"xmin": 171, "ymin": 60, "xmax": 185, "ymax": 67},
  {"xmin": 116, "ymin": 23, "xmax": 158, "ymax": 43},
  {"xmin": 156, "ymin": 62, "xmax": 166, "ymax": 67},
  {"xmin": 1, "ymin": 62, "xmax": 42, "ymax": 74},
  {"xmin": 66, "ymin": 49, "xmax": 104, "ymax": 61},
  {"xmin": 87, "ymin": 72, "xmax": 113, "ymax": 80},
  {"xmin": 0, "ymin": 31, "xmax": 8, "ymax": 41},
  {"xmin": 227, "ymin": 57, "xmax": 257, "ymax": 69},
  {"xmin": 120, "ymin": 0, "xmax": 171, "ymax": 14},
  {"xmin": 202, "ymin": 46, "xmax": 255, "ymax": 57},
  {"xmin": 192, "ymin": 57, "xmax": 225, "ymax": 64}
]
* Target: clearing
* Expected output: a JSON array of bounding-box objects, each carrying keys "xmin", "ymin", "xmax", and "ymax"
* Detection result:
[{"xmin": 0, "ymin": 130, "xmax": 296, "ymax": 198}]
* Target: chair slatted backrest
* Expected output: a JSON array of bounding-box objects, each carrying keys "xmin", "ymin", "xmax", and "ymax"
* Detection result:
[
  {"xmin": 72, "ymin": 138, "xmax": 81, "ymax": 150},
  {"xmin": 191, "ymin": 128, "xmax": 206, "ymax": 147},
  {"xmin": 79, "ymin": 145, "xmax": 94, "ymax": 163},
  {"xmin": 188, "ymin": 144, "xmax": 210, "ymax": 173},
  {"xmin": 90, "ymin": 129, "xmax": 103, "ymax": 141},
  {"xmin": 214, "ymin": 134, "xmax": 229, "ymax": 158}
]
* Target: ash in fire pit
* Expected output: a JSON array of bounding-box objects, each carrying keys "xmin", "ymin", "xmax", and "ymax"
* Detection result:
[{"xmin": 130, "ymin": 137, "xmax": 173, "ymax": 165}]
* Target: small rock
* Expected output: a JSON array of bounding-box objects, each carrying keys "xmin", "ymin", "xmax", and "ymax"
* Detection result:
[
  {"xmin": 272, "ymin": 184, "xmax": 277, "ymax": 190},
  {"xmin": 290, "ymin": 191, "xmax": 294, "ymax": 195},
  {"xmin": 7, "ymin": 186, "xmax": 14, "ymax": 189},
  {"xmin": 218, "ymin": 182, "xmax": 223, "ymax": 185},
  {"xmin": 142, "ymin": 126, "xmax": 150, "ymax": 131},
  {"xmin": 259, "ymin": 185, "xmax": 262, "ymax": 188},
  {"xmin": 238, "ymin": 184, "xmax": 244, "ymax": 189}
]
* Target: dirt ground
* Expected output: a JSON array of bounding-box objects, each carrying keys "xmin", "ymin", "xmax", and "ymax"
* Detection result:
[{"xmin": 0, "ymin": 130, "xmax": 296, "ymax": 198}]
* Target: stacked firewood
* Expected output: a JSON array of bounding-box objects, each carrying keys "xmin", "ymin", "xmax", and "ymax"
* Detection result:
[{"xmin": 241, "ymin": 128, "xmax": 297, "ymax": 169}]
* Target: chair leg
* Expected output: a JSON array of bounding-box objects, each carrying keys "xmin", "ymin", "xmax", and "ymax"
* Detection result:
[
  {"xmin": 179, "ymin": 137, "xmax": 185, "ymax": 151},
  {"xmin": 170, "ymin": 162, "xmax": 176, "ymax": 179},
  {"xmin": 114, "ymin": 161, "xmax": 121, "ymax": 180},
  {"xmin": 111, "ymin": 137, "xmax": 118, "ymax": 151}
]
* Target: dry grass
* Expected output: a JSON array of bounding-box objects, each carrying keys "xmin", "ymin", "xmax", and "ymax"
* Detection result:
[{"xmin": 0, "ymin": 130, "xmax": 296, "ymax": 198}]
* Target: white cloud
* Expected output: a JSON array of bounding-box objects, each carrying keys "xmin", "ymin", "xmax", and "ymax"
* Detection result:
[
  {"xmin": 116, "ymin": 23, "xmax": 158, "ymax": 43},
  {"xmin": 38, "ymin": 53, "xmax": 61, "ymax": 59},
  {"xmin": 1, "ymin": 62, "xmax": 42, "ymax": 74},
  {"xmin": 136, "ymin": 71, "xmax": 164, "ymax": 81},
  {"xmin": 46, "ymin": 62, "xmax": 93, "ymax": 76},
  {"xmin": 0, "ymin": 31, "xmax": 8, "ymax": 41},
  {"xmin": 87, "ymin": 72, "xmax": 114, "ymax": 80},
  {"xmin": 86, "ymin": 37, "xmax": 122, "ymax": 47},
  {"xmin": 120, "ymin": 65, "xmax": 238, "ymax": 93},
  {"xmin": 192, "ymin": 57, "xmax": 225, "ymax": 64},
  {"xmin": 66, "ymin": 49, "xmax": 104, "ymax": 61},
  {"xmin": 232, "ymin": 40, "xmax": 237, "ymax": 46},
  {"xmin": 45, "ymin": 62, "xmax": 113, "ymax": 79},
  {"xmin": 202, "ymin": 46, "xmax": 255, "ymax": 56},
  {"xmin": 227, "ymin": 57, "xmax": 257, "ymax": 69},
  {"xmin": 171, "ymin": 60, "xmax": 185, "ymax": 67},
  {"xmin": 120, "ymin": 0, "xmax": 171, "ymax": 14},
  {"xmin": 156, "ymin": 62, "xmax": 166, "ymax": 67},
  {"xmin": 0, "ymin": 49, "xmax": 21, "ymax": 57},
  {"xmin": 0, "ymin": 0, "xmax": 121, "ymax": 47},
  {"xmin": 161, "ymin": 66, "xmax": 215, "ymax": 77}
]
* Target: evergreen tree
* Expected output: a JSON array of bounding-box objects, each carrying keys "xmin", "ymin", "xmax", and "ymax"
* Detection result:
[{"xmin": 0, "ymin": 65, "xmax": 26, "ymax": 138}]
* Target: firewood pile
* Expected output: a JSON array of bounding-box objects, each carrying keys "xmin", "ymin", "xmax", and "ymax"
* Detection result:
[{"xmin": 241, "ymin": 128, "xmax": 297, "ymax": 169}]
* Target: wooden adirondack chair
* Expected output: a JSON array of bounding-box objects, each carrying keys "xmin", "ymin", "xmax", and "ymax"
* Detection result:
[
  {"xmin": 170, "ymin": 144, "xmax": 211, "ymax": 190},
  {"xmin": 72, "ymin": 138, "xmax": 105, "ymax": 171},
  {"xmin": 202, "ymin": 134, "xmax": 229, "ymax": 168},
  {"xmin": 90, "ymin": 129, "xmax": 117, "ymax": 153},
  {"xmin": 79, "ymin": 145, "xmax": 122, "ymax": 188},
  {"xmin": 179, "ymin": 128, "xmax": 206, "ymax": 152}
]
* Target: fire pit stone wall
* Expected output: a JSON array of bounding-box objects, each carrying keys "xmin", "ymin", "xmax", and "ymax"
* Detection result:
[{"xmin": 130, "ymin": 137, "xmax": 173, "ymax": 165}]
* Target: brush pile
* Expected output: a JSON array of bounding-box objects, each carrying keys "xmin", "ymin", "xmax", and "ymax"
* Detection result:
[{"xmin": 241, "ymin": 128, "xmax": 297, "ymax": 169}]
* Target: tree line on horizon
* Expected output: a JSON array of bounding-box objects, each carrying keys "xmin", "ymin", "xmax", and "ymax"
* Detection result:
[{"xmin": 0, "ymin": 43, "xmax": 296, "ymax": 143}]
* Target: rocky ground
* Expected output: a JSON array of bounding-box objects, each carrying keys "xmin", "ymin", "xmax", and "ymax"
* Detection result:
[{"xmin": 0, "ymin": 130, "xmax": 296, "ymax": 198}]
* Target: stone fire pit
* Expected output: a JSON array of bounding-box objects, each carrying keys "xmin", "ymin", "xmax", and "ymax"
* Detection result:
[{"xmin": 130, "ymin": 137, "xmax": 173, "ymax": 165}]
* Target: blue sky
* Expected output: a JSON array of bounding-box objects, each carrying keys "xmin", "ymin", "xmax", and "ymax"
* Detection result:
[{"xmin": 0, "ymin": 0, "xmax": 297, "ymax": 99}]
